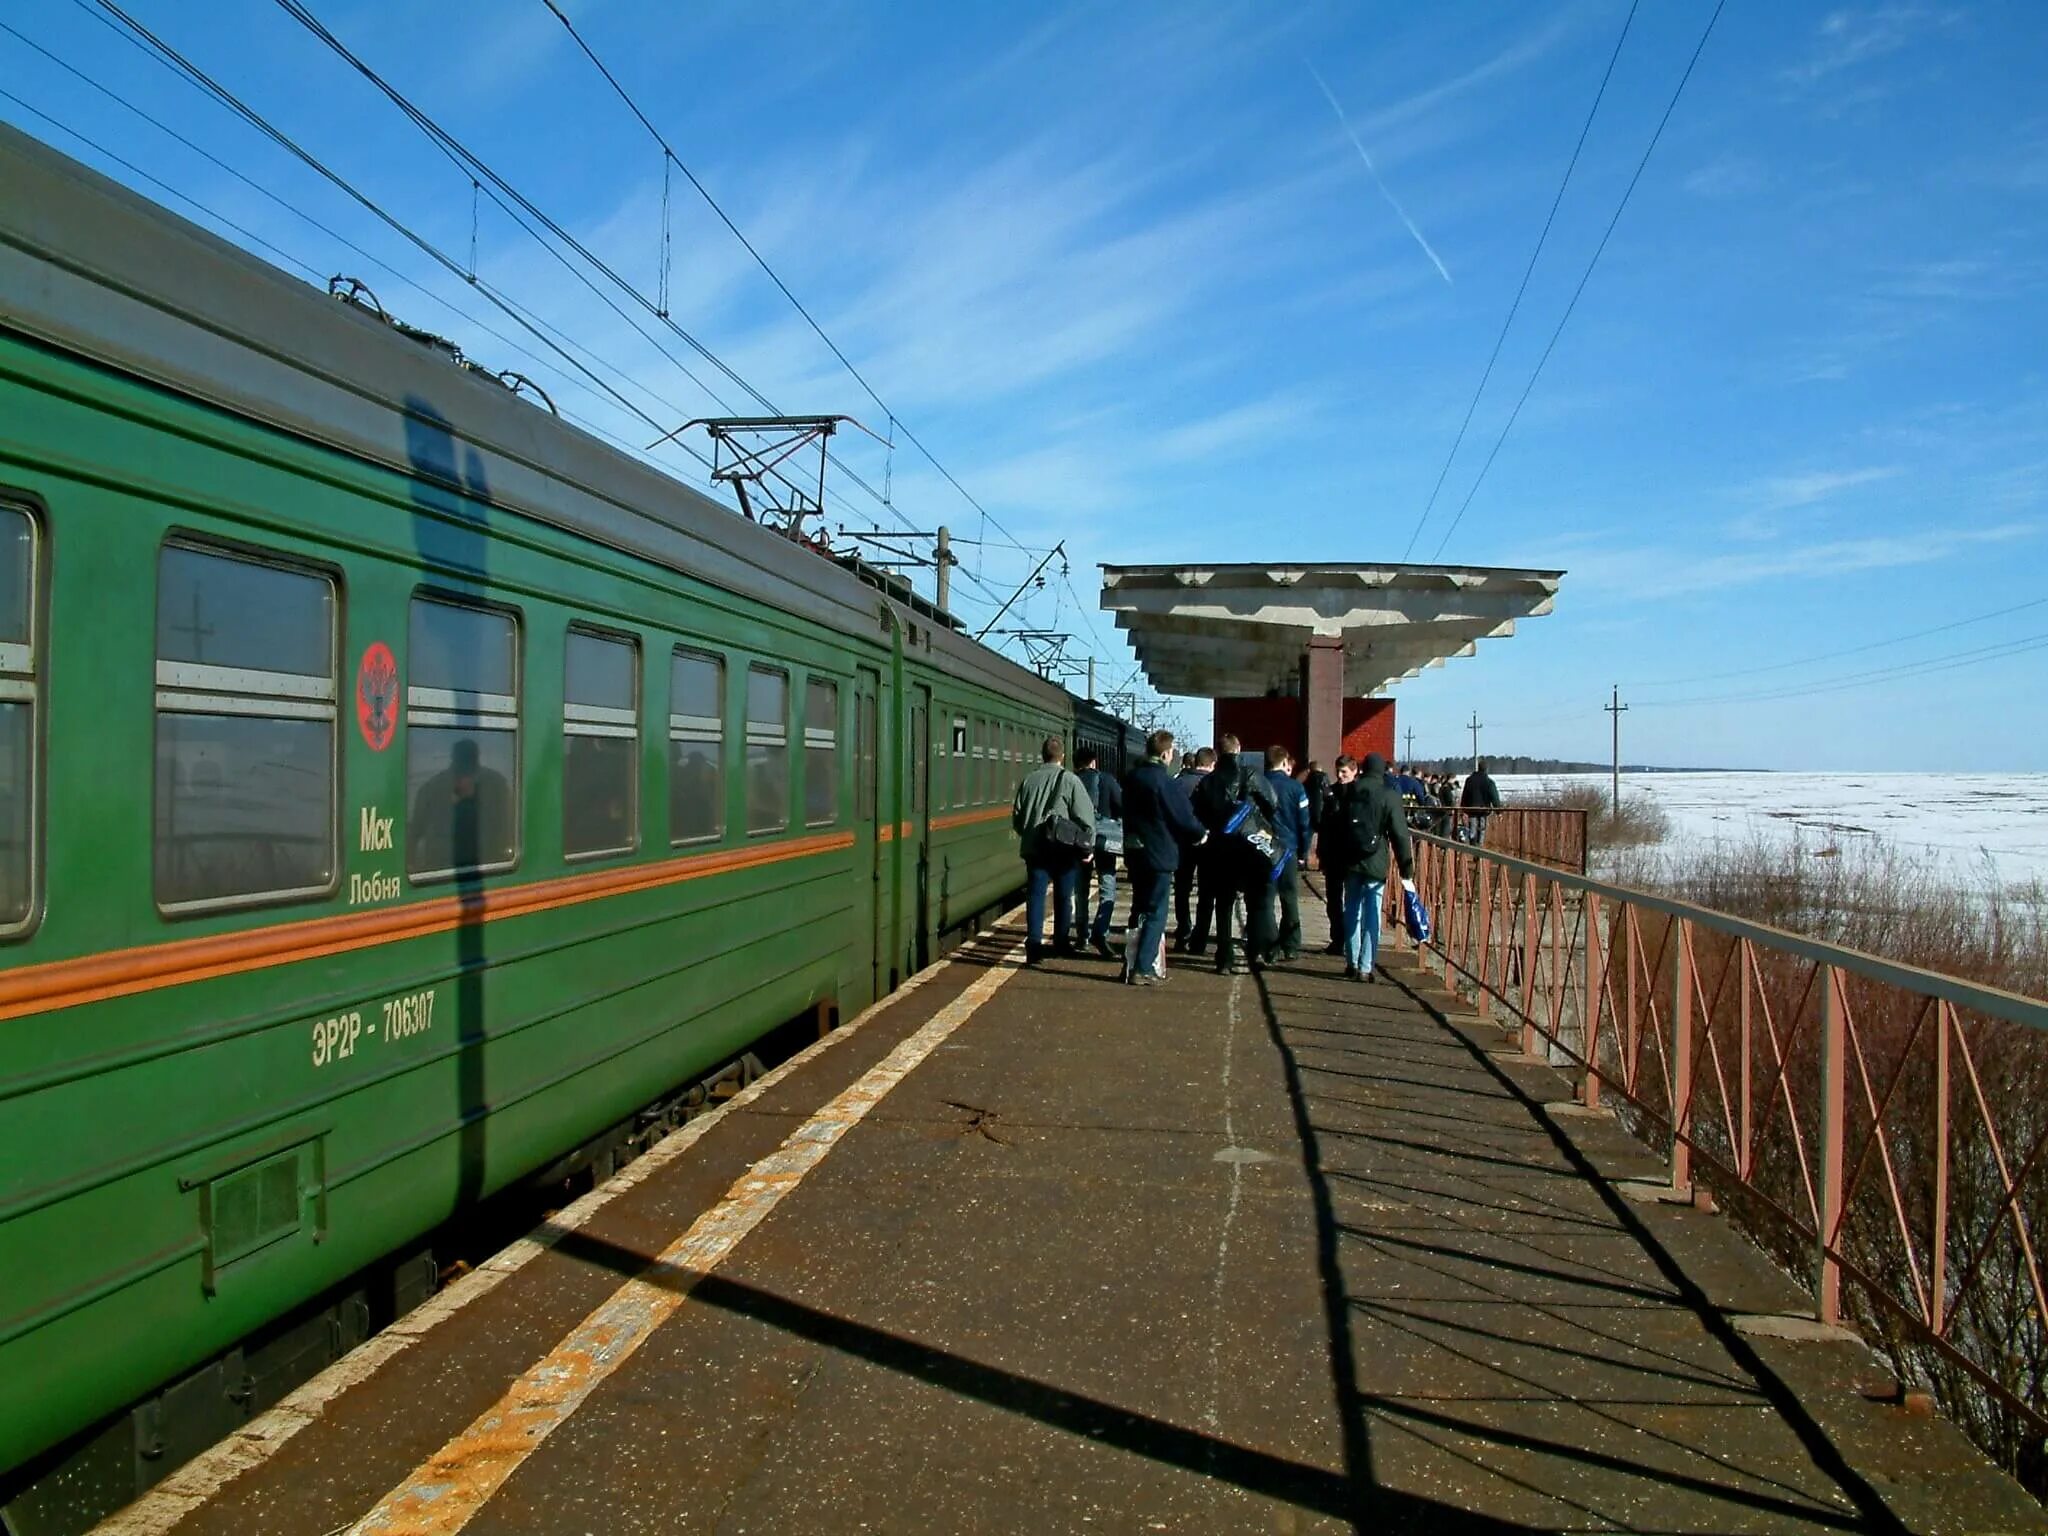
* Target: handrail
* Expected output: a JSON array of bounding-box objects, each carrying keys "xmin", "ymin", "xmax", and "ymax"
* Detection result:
[{"xmin": 1408, "ymin": 829, "xmax": 2048, "ymax": 1451}]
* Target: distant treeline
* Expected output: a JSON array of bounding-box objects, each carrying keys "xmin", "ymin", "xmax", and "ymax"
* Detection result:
[{"xmin": 1406, "ymin": 757, "xmax": 1726, "ymax": 775}]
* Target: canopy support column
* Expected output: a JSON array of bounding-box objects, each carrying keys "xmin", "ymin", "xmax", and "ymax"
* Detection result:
[{"xmin": 1304, "ymin": 635, "xmax": 1344, "ymax": 771}]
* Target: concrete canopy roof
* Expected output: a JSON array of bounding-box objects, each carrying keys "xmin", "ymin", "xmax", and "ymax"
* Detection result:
[{"xmin": 1100, "ymin": 562, "xmax": 1563, "ymax": 698}]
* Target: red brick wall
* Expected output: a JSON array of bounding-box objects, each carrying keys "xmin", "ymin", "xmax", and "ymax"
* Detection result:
[{"xmin": 1211, "ymin": 696, "xmax": 1396, "ymax": 769}]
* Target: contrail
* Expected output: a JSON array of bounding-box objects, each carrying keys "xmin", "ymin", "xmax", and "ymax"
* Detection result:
[{"xmin": 1307, "ymin": 63, "xmax": 1453, "ymax": 285}]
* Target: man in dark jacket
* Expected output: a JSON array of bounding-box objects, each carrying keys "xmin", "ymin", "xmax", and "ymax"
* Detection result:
[
  {"xmin": 1263, "ymin": 745, "xmax": 1312, "ymax": 961},
  {"xmin": 1119, "ymin": 730, "xmax": 1206, "ymax": 984},
  {"xmin": 1172, "ymin": 746, "xmax": 1215, "ymax": 951},
  {"xmin": 1072, "ymin": 747, "xmax": 1125, "ymax": 959},
  {"xmin": 1011, "ymin": 736, "xmax": 1094, "ymax": 964},
  {"xmin": 1321, "ymin": 752, "xmax": 1415, "ymax": 982},
  {"xmin": 1461, "ymin": 759, "xmax": 1503, "ymax": 844},
  {"xmin": 1191, "ymin": 734, "xmax": 1280, "ymax": 974}
]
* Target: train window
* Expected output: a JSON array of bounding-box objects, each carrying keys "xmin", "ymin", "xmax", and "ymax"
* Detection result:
[
  {"xmin": 0, "ymin": 506, "xmax": 36, "ymax": 931},
  {"xmin": 154, "ymin": 543, "xmax": 336, "ymax": 912},
  {"xmin": 668, "ymin": 647, "xmax": 723, "ymax": 845},
  {"xmin": 804, "ymin": 678, "xmax": 838, "ymax": 827},
  {"xmin": 562, "ymin": 627, "xmax": 638, "ymax": 860},
  {"xmin": 950, "ymin": 716, "xmax": 967, "ymax": 808},
  {"xmin": 745, "ymin": 665, "xmax": 789, "ymax": 834},
  {"xmin": 406, "ymin": 596, "xmax": 518, "ymax": 879},
  {"xmin": 910, "ymin": 700, "xmax": 927, "ymax": 818}
]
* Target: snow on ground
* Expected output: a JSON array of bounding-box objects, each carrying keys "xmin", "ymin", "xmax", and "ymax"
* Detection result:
[{"xmin": 1497, "ymin": 772, "xmax": 2048, "ymax": 892}]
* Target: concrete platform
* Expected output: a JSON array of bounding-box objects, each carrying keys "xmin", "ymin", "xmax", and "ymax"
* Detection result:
[{"xmin": 95, "ymin": 896, "xmax": 2048, "ymax": 1535}]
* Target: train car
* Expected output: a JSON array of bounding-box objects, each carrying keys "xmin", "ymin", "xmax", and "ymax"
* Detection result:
[
  {"xmin": 0, "ymin": 124, "xmax": 1096, "ymax": 1522},
  {"xmin": 1071, "ymin": 694, "xmax": 1146, "ymax": 777}
]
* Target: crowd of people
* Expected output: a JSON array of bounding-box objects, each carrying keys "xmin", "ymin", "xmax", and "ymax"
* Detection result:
[
  {"xmin": 1387, "ymin": 761, "xmax": 1502, "ymax": 843},
  {"xmin": 1011, "ymin": 730, "xmax": 1433, "ymax": 987}
]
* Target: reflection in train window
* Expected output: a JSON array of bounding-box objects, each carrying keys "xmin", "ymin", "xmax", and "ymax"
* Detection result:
[
  {"xmin": 0, "ymin": 505, "xmax": 37, "ymax": 931},
  {"xmin": 804, "ymin": 678, "xmax": 838, "ymax": 827},
  {"xmin": 563, "ymin": 628, "xmax": 638, "ymax": 859},
  {"xmin": 407, "ymin": 596, "xmax": 518, "ymax": 879},
  {"xmin": 153, "ymin": 542, "xmax": 336, "ymax": 911},
  {"xmin": 746, "ymin": 666, "xmax": 789, "ymax": 834},
  {"xmin": 669, "ymin": 648, "xmax": 723, "ymax": 845}
]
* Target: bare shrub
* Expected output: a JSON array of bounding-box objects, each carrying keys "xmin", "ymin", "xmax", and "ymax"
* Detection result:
[{"xmin": 1529, "ymin": 777, "xmax": 1671, "ymax": 849}]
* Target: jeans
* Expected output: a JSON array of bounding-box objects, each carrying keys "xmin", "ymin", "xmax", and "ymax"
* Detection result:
[
  {"xmin": 1272, "ymin": 861, "xmax": 1301, "ymax": 956},
  {"xmin": 1342, "ymin": 872, "xmax": 1386, "ymax": 974},
  {"xmin": 1076, "ymin": 854, "xmax": 1118, "ymax": 943},
  {"xmin": 1126, "ymin": 859, "xmax": 1172, "ymax": 976},
  {"xmin": 1025, "ymin": 859, "xmax": 1079, "ymax": 958}
]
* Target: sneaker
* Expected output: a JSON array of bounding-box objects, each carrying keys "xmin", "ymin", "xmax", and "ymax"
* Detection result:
[
  {"xmin": 1345, "ymin": 964, "xmax": 1361, "ymax": 981},
  {"xmin": 1363, "ymin": 969, "xmax": 1376, "ymax": 984},
  {"xmin": 1093, "ymin": 936, "xmax": 1116, "ymax": 961},
  {"xmin": 1134, "ymin": 971, "xmax": 1163, "ymax": 986}
]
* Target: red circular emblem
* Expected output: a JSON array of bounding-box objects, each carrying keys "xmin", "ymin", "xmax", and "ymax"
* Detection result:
[{"xmin": 355, "ymin": 642, "xmax": 398, "ymax": 752}]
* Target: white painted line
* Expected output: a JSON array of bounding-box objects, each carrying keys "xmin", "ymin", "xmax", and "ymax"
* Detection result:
[
  {"xmin": 88, "ymin": 925, "xmax": 1017, "ymax": 1536},
  {"xmin": 346, "ymin": 939, "xmax": 1027, "ymax": 1535}
]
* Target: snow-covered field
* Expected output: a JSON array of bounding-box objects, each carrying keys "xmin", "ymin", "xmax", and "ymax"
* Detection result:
[{"xmin": 1498, "ymin": 772, "xmax": 2048, "ymax": 891}]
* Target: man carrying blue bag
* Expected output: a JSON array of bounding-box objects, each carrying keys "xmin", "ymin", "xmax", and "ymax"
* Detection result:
[{"xmin": 1320, "ymin": 751, "xmax": 1416, "ymax": 983}]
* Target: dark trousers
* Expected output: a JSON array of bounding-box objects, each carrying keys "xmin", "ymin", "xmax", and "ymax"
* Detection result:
[
  {"xmin": 1320, "ymin": 864, "xmax": 1346, "ymax": 944},
  {"xmin": 1025, "ymin": 858, "xmax": 1078, "ymax": 958},
  {"xmin": 1127, "ymin": 859, "xmax": 1172, "ymax": 976},
  {"xmin": 1173, "ymin": 859, "xmax": 1198, "ymax": 941},
  {"xmin": 1214, "ymin": 875, "xmax": 1275, "ymax": 968},
  {"xmin": 1271, "ymin": 861, "xmax": 1302, "ymax": 957}
]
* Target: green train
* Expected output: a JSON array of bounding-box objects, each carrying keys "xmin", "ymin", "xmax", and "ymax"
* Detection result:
[{"xmin": 0, "ymin": 124, "xmax": 1134, "ymax": 1526}]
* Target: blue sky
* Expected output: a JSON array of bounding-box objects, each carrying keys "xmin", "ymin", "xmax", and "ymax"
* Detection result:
[{"xmin": 6, "ymin": 2, "xmax": 2046, "ymax": 769}]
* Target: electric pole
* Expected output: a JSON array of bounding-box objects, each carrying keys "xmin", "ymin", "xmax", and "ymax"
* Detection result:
[
  {"xmin": 1605, "ymin": 685, "xmax": 1628, "ymax": 823},
  {"xmin": 1467, "ymin": 712, "xmax": 1482, "ymax": 767},
  {"xmin": 1404, "ymin": 725, "xmax": 1415, "ymax": 765},
  {"xmin": 935, "ymin": 525, "xmax": 953, "ymax": 616}
]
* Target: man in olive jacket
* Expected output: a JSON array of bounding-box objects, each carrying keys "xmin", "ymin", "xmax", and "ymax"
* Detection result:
[
  {"xmin": 1012, "ymin": 735, "xmax": 1094, "ymax": 964},
  {"xmin": 1321, "ymin": 751, "xmax": 1415, "ymax": 982}
]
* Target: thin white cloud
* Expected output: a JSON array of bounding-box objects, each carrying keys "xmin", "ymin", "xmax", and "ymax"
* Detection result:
[
  {"xmin": 1751, "ymin": 465, "xmax": 1903, "ymax": 509},
  {"xmin": 1564, "ymin": 523, "xmax": 2037, "ymax": 600},
  {"xmin": 1781, "ymin": 5, "xmax": 1961, "ymax": 89},
  {"xmin": 1306, "ymin": 63, "xmax": 1452, "ymax": 286}
]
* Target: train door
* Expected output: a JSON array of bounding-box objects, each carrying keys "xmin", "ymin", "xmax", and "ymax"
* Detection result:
[
  {"xmin": 856, "ymin": 666, "xmax": 882, "ymax": 1002},
  {"xmin": 909, "ymin": 683, "xmax": 931, "ymax": 971}
]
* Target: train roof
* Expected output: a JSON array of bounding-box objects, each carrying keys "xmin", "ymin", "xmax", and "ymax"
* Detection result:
[{"xmin": 0, "ymin": 122, "xmax": 1066, "ymax": 709}]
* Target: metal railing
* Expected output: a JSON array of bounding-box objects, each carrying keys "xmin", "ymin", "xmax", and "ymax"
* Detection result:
[
  {"xmin": 1464, "ymin": 805, "xmax": 1588, "ymax": 875},
  {"xmin": 1408, "ymin": 831, "xmax": 2048, "ymax": 1449}
]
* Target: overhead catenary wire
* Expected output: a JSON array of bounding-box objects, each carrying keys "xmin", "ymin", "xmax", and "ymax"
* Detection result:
[
  {"xmin": 262, "ymin": 0, "xmax": 1042, "ymax": 627},
  {"xmin": 535, "ymin": 0, "xmax": 1049, "ymax": 576},
  {"xmin": 1430, "ymin": 0, "xmax": 1727, "ymax": 562},
  {"xmin": 1400, "ymin": 0, "xmax": 1641, "ymax": 562}
]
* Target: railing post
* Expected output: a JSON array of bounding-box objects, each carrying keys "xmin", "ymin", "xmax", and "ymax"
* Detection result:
[
  {"xmin": 1932, "ymin": 1000, "xmax": 1950, "ymax": 1336},
  {"xmin": 1670, "ymin": 919, "xmax": 1693, "ymax": 1195},
  {"xmin": 1521, "ymin": 871, "xmax": 1540, "ymax": 1056},
  {"xmin": 1581, "ymin": 890, "xmax": 1603, "ymax": 1109},
  {"xmin": 1475, "ymin": 857, "xmax": 1494, "ymax": 1021},
  {"xmin": 1818, "ymin": 964, "xmax": 1845, "ymax": 1324}
]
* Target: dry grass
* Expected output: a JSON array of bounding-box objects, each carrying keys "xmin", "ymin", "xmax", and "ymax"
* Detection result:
[{"xmin": 1528, "ymin": 778, "xmax": 1671, "ymax": 849}]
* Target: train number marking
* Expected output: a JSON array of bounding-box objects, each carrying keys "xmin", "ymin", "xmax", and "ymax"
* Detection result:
[
  {"xmin": 310, "ymin": 990, "xmax": 436, "ymax": 1069},
  {"xmin": 382, "ymin": 989, "xmax": 437, "ymax": 1042},
  {"xmin": 311, "ymin": 1011, "xmax": 363, "ymax": 1068}
]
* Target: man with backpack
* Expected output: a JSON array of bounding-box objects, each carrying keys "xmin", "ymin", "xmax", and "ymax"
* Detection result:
[
  {"xmin": 1011, "ymin": 735, "xmax": 1094, "ymax": 965},
  {"xmin": 1191, "ymin": 733, "xmax": 1281, "ymax": 975},
  {"xmin": 1263, "ymin": 745, "xmax": 1312, "ymax": 962},
  {"xmin": 1321, "ymin": 752, "xmax": 1415, "ymax": 982},
  {"xmin": 1072, "ymin": 745, "xmax": 1124, "ymax": 960},
  {"xmin": 1172, "ymin": 746, "xmax": 1216, "ymax": 953}
]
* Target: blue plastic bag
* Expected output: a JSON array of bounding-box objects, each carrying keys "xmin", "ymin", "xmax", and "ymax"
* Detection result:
[{"xmin": 1402, "ymin": 886, "xmax": 1432, "ymax": 944}]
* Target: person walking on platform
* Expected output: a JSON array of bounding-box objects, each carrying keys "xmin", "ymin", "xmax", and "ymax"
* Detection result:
[
  {"xmin": 1172, "ymin": 746, "xmax": 1216, "ymax": 952},
  {"xmin": 1192, "ymin": 734, "xmax": 1280, "ymax": 975},
  {"xmin": 1263, "ymin": 745, "xmax": 1312, "ymax": 962},
  {"xmin": 1011, "ymin": 735, "xmax": 1093, "ymax": 965},
  {"xmin": 1072, "ymin": 745, "xmax": 1124, "ymax": 960},
  {"xmin": 1323, "ymin": 752, "xmax": 1415, "ymax": 983},
  {"xmin": 1461, "ymin": 759, "xmax": 1502, "ymax": 845},
  {"xmin": 1119, "ymin": 730, "xmax": 1205, "ymax": 985}
]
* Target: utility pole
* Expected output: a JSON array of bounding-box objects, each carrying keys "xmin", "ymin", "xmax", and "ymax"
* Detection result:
[
  {"xmin": 1467, "ymin": 712, "xmax": 1482, "ymax": 767},
  {"xmin": 1403, "ymin": 725, "xmax": 1415, "ymax": 765},
  {"xmin": 1605, "ymin": 684, "xmax": 1628, "ymax": 823},
  {"xmin": 934, "ymin": 524, "xmax": 953, "ymax": 616},
  {"xmin": 1086, "ymin": 656, "xmax": 1096, "ymax": 702}
]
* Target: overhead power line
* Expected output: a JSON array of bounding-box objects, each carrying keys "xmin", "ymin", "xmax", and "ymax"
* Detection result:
[
  {"xmin": 1628, "ymin": 593, "xmax": 2048, "ymax": 688},
  {"xmin": 535, "ymin": 1, "xmax": 1047, "ymax": 573},
  {"xmin": 1633, "ymin": 628, "xmax": 2048, "ymax": 709},
  {"xmin": 1401, "ymin": 0, "xmax": 1640, "ymax": 562},
  {"xmin": 1429, "ymin": 0, "xmax": 1727, "ymax": 562}
]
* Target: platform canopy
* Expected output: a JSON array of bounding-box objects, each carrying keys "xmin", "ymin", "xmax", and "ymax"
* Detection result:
[{"xmin": 1100, "ymin": 562, "xmax": 1563, "ymax": 698}]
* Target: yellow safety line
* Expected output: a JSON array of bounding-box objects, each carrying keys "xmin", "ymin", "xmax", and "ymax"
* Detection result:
[{"xmin": 346, "ymin": 939, "xmax": 1027, "ymax": 1536}]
